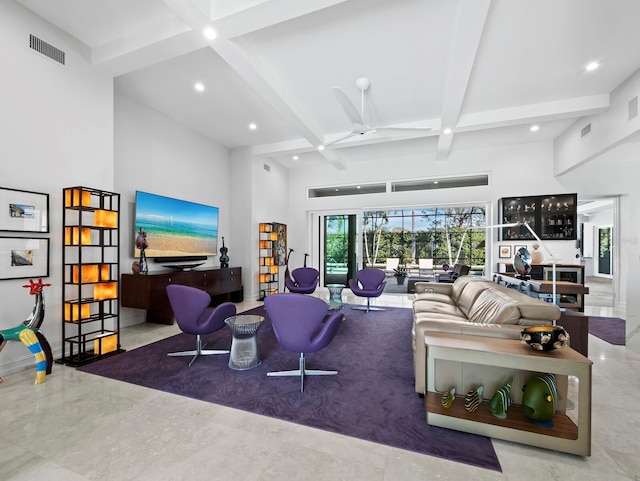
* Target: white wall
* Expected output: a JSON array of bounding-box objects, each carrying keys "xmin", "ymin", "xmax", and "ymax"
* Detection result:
[
  {"xmin": 114, "ymin": 92, "xmax": 232, "ymax": 325},
  {"xmin": 287, "ymin": 141, "xmax": 582, "ymax": 275},
  {"xmin": 0, "ymin": 1, "xmax": 113, "ymax": 375}
]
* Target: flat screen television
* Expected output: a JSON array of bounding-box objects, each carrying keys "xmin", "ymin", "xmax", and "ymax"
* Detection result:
[{"xmin": 134, "ymin": 191, "xmax": 218, "ymax": 261}]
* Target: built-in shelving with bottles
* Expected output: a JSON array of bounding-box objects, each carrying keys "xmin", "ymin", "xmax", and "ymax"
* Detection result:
[{"xmin": 500, "ymin": 193, "xmax": 577, "ymax": 241}]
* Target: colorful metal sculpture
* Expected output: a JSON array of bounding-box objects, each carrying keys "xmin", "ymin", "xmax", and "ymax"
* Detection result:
[{"xmin": 0, "ymin": 278, "xmax": 53, "ymax": 384}]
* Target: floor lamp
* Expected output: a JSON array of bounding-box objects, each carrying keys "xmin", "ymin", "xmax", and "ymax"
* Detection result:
[{"xmin": 479, "ymin": 222, "xmax": 559, "ymax": 307}]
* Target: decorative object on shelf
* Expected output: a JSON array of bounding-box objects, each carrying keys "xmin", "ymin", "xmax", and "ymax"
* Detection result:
[
  {"xmin": 513, "ymin": 246, "xmax": 532, "ymax": 279},
  {"xmin": 0, "ymin": 187, "xmax": 49, "ymax": 233},
  {"xmin": 521, "ymin": 325, "xmax": 569, "ymax": 351},
  {"xmin": 489, "ymin": 378, "xmax": 512, "ymax": 419},
  {"xmin": 135, "ymin": 227, "xmax": 148, "ymax": 274},
  {"xmin": 522, "ymin": 373, "xmax": 558, "ymax": 427},
  {"xmin": 219, "ymin": 236, "xmax": 229, "ymax": 268},
  {"xmin": 132, "ymin": 261, "xmax": 140, "ymax": 274},
  {"xmin": 441, "ymin": 387, "xmax": 456, "ymax": 409},
  {"xmin": 0, "ymin": 279, "xmax": 53, "ymax": 384},
  {"xmin": 61, "ymin": 186, "xmax": 123, "ymax": 366},
  {"xmin": 442, "ymin": 263, "xmax": 450, "ymax": 272},
  {"xmin": 531, "ymin": 242, "xmax": 544, "ymax": 264},
  {"xmin": 498, "ymin": 245, "xmax": 511, "ymax": 259},
  {"xmin": 464, "ymin": 386, "xmax": 483, "ymax": 412}
]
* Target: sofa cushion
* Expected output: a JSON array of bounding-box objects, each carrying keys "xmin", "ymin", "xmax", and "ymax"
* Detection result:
[
  {"xmin": 413, "ymin": 292, "xmax": 456, "ymax": 305},
  {"xmin": 413, "ymin": 300, "xmax": 465, "ymax": 318},
  {"xmin": 455, "ymin": 280, "xmax": 493, "ymax": 317},
  {"xmin": 467, "ymin": 288, "xmax": 521, "ymax": 324}
]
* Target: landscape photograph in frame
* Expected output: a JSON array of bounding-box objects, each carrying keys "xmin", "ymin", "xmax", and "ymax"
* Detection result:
[{"xmin": 0, "ymin": 187, "xmax": 49, "ymax": 233}]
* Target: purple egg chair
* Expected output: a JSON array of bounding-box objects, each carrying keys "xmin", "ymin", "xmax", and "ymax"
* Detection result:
[
  {"xmin": 166, "ymin": 284, "xmax": 236, "ymax": 366},
  {"xmin": 285, "ymin": 267, "xmax": 320, "ymax": 294},
  {"xmin": 264, "ymin": 293, "xmax": 343, "ymax": 393},
  {"xmin": 348, "ymin": 268, "xmax": 386, "ymax": 312}
]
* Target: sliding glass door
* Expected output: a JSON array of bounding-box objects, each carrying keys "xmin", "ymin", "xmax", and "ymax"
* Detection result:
[{"xmin": 323, "ymin": 214, "xmax": 357, "ymax": 286}]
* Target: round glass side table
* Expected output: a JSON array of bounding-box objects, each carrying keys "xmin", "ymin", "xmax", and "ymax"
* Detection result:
[
  {"xmin": 224, "ymin": 314, "xmax": 264, "ymax": 370},
  {"xmin": 326, "ymin": 283, "xmax": 346, "ymax": 310}
]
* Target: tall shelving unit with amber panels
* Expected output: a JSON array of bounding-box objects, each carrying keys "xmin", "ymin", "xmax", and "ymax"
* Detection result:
[
  {"xmin": 259, "ymin": 222, "xmax": 279, "ymax": 300},
  {"xmin": 60, "ymin": 186, "xmax": 123, "ymax": 366}
]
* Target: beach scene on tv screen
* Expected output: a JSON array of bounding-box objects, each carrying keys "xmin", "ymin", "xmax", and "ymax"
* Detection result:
[{"xmin": 135, "ymin": 192, "xmax": 218, "ymax": 258}]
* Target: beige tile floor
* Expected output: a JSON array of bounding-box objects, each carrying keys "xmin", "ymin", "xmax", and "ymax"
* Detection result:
[{"xmin": 1, "ymin": 289, "xmax": 638, "ymax": 481}]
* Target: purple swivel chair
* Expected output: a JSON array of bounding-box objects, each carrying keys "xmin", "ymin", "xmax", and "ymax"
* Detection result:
[
  {"xmin": 285, "ymin": 267, "xmax": 320, "ymax": 294},
  {"xmin": 348, "ymin": 268, "xmax": 386, "ymax": 312},
  {"xmin": 264, "ymin": 293, "xmax": 343, "ymax": 393},
  {"xmin": 166, "ymin": 284, "xmax": 236, "ymax": 366}
]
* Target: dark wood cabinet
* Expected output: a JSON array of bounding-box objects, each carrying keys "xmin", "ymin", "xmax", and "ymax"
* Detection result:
[
  {"xmin": 121, "ymin": 267, "xmax": 243, "ymax": 324},
  {"xmin": 500, "ymin": 193, "xmax": 577, "ymax": 241}
]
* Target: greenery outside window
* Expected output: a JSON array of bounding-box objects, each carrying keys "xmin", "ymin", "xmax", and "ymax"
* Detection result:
[{"xmin": 362, "ymin": 206, "xmax": 486, "ymax": 270}]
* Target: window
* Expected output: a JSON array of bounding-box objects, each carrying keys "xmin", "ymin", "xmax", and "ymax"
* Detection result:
[{"xmin": 362, "ymin": 206, "xmax": 486, "ymax": 268}]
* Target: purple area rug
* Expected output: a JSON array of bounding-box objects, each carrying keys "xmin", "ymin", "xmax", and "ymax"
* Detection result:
[
  {"xmin": 78, "ymin": 305, "xmax": 501, "ymax": 471},
  {"xmin": 588, "ymin": 316, "xmax": 626, "ymax": 345}
]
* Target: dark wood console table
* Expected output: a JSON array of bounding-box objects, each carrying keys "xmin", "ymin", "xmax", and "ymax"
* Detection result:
[{"xmin": 121, "ymin": 267, "xmax": 242, "ymax": 324}]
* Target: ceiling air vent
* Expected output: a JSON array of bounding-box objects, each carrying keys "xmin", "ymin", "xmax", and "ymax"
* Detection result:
[
  {"xmin": 263, "ymin": 163, "xmax": 270, "ymax": 172},
  {"xmin": 580, "ymin": 124, "xmax": 591, "ymax": 137},
  {"xmin": 29, "ymin": 34, "xmax": 65, "ymax": 65}
]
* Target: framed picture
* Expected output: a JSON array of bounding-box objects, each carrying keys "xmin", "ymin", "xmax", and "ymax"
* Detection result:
[
  {"xmin": 0, "ymin": 187, "xmax": 49, "ymax": 233},
  {"xmin": 498, "ymin": 245, "xmax": 512, "ymax": 258},
  {"xmin": 272, "ymin": 223, "xmax": 287, "ymax": 266},
  {"xmin": 0, "ymin": 237, "xmax": 49, "ymax": 280},
  {"xmin": 514, "ymin": 245, "xmax": 527, "ymax": 254}
]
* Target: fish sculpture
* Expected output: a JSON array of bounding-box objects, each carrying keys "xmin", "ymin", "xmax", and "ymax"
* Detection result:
[
  {"xmin": 522, "ymin": 373, "xmax": 558, "ymax": 427},
  {"xmin": 489, "ymin": 378, "xmax": 512, "ymax": 419},
  {"xmin": 441, "ymin": 387, "xmax": 456, "ymax": 409},
  {"xmin": 464, "ymin": 386, "xmax": 483, "ymax": 413}
]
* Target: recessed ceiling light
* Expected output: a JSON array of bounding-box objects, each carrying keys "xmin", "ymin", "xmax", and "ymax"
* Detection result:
[
  {"xmin": 318, "ymin": 145, "xmax": 325, "ymax": 151},
  {"xmin": 433, "ymin": 181, "xmax": 439, "ymax": 184},
  {"xmin": 585, "ymin": 61, "xmax": 599, "ymax": 72},
  {"xmin": 203, "ymin": 27, "xmax": 217, "ymax": 40},
  {"xmin": 443, "ymin": 128, "xmax": 452, "ymax": 135},
  {"xmin": 249, "ymin": 123, "xmax": 257, "ymax": 130},
  {"xmin": 530, "ymin": 125, "xmax": 540, "ymax": 132},
  {"xmin": 194, "ymin": 83, "xmax": 205, "ymax": 92},
  {"xmin": 292, "ymin": 155, "xmax": 299, "ymax": 160},
  {"xmin": 357, "ymin": 185, "xmax": 361, "ymax": 189}
]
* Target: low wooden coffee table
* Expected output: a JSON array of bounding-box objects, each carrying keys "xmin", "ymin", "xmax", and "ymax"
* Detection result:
[{"xmin": 424, "ymin": 332, "xmax": 592, "ymax": 456}]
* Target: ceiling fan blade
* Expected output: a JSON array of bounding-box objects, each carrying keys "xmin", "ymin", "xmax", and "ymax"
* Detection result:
[
  {"xmin": 323, "ymin": 131, "xmax": 358, "ymax": 147},
  {"xmin": 374, "ymin": 126, "xmax": 433, "ymax": 135},
  {"xmin": 332, "ymin": 87, "xmax": 365, "ymax": 127}
]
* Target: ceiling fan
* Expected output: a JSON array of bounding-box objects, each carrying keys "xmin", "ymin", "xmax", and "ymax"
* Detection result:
[{"xmin": 323, "ymin": 77, "xmax": 432, "ymax": 148}]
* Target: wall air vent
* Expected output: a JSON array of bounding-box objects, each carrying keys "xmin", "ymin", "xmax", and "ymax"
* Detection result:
[
  {"xmin": 29, "ymin": 34, "xmax": 65, "ymax": 65},
  {"xmin": 581, "ymin": 124, "xmax": 591, "ymax": 137},
  {"xmin": 629, "ymin": 96, "xmax": 638, "ymax": 120}
]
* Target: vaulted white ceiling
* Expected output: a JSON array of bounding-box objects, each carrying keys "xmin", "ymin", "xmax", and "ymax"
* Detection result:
[{"xmin": 17, "ymin": 0, "xmax": 640, "ymax": 169}]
